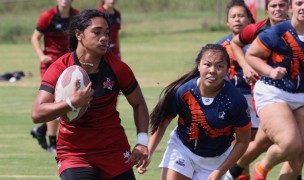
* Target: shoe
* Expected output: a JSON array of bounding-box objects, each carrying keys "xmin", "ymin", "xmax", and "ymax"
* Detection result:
[
  {"xmin": 238, "ymin": 174, "xmax": 250, "ymax": 180},
  {"xmin": 47, "ymin": 146, "xmax": 57, "ymax": 154},
  {"xmin": 223, "ymin": 171, "xmax": 237, "ymax": 180},
  {"xmin": 30, "ymin": 128, "xmax": 48, "ymax": 150},
  {"xmin": 253, "ymin": 163, "xmax": 267, "ymax": 180}
]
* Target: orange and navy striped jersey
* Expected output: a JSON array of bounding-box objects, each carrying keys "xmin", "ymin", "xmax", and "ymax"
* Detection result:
[
  {"xmin": 168, "ymin": 78, "xmax": 251, "ymax": 157},
  {"xmin": 255, "ymin": 20, "xmax": 304, "ymax": 93},
  {"xmin": 217, "ymin": 34, "xmax": 251, "ymax": 94}
]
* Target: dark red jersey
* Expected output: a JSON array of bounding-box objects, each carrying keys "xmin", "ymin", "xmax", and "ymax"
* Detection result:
[
  {"xmin": 98, "ymin": 7, "xmax": 121, "ymax": 57},
  {"xmin": 36, "ymin": 6, "xmax": 78, "ymax": 61},
  {"xmin": 40, "ymin": 52, "xmax": 137, "ymax": 178}
]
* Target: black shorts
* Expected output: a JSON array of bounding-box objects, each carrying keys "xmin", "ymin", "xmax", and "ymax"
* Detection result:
[{"xmin": 60, "ymin": 167, "xmax": 136, "ymax": 180}]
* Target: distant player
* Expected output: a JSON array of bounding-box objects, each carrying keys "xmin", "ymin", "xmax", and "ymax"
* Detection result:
[
  {"xmin": 30, "ymin": 0, "xmax": 78, "ymax": 153},
  {"xmin": 98, "ymin": 0, "xmax": 122, "ymax": 57}
]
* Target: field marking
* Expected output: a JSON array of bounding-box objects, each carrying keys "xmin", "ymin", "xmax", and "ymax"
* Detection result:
[{"xmin": 0, "ymin": 175, "xmax": 57, "ymax": 179}]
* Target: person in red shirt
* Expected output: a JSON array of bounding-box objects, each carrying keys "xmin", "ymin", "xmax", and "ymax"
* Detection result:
[
  {"xmin": 98, "ymin": 0, "xmax": 122, "ymax": 58},
  {"xmin": 31, "ymin": 9, "xmax": 149, "ymax": 180},
  {"xmin": 30, "ymin": 0, "xmax": 78, "ymax": 153}
]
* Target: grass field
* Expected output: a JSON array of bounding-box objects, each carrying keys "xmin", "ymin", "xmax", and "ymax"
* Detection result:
[{"xmin": 0, "ymin": 11, "xmax": 295, "ymax": 180}]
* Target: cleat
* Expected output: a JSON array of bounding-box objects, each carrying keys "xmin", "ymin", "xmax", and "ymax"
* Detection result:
[
  {"xmin": 30, "ymin": 128, "xmax": 48, "ymax": 150},
  {"xmin": 224, "ymin": 171, "xmax": 237, "ymax": 180},
  {"xmin": 253, "ymin": 163, "xmax": 267, "ymax": 180},
  {"xmin": 238, "ymin": 174, "xmax": 250, "ymax": 180},
  {"xmin": 47, "ymin": 146, "xmax": 57, "ymax": 154}
]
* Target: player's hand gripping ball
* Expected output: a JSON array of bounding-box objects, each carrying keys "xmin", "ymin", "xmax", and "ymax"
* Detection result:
[{"xmin": 55, "ymin": 65, "xmax": 90, "ymax": 122}]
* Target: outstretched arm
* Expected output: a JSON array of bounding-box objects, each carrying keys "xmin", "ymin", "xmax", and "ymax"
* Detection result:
[
  {"xmin": 137, "ymin": 118, "xmax": 171, "ymax": 174},
  {"xmin": 124, "ymin": 86, "xmax": 150, "ymax": 168}
]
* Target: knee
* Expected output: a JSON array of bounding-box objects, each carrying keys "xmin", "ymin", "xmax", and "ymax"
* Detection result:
[{"xmin": 280, "ymin": 141, "xmax": 302, "ymax": 158}]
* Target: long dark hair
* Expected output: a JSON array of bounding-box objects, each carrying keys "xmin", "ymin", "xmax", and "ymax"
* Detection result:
[
  {"xmin": 226, "ymin": 0, "xmax": 255, "ymax": 23},
  {"xmin": 150, "ymin": 44, "xmax": 230, "ymax": 134},
  {"xmin": 66, "ymin": 9, "xmax": 111, "ymax": 51}
]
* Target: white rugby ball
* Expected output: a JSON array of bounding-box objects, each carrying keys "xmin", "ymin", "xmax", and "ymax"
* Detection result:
[{"xmin": 55, "ymin": 65, "xmax": 90, "ymax": 122}]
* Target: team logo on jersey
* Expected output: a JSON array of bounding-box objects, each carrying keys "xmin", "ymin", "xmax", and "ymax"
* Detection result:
[
  {"xmin": 57, "ymin": 161, "xmax": 61, "ymax": 169},
  {"xmin": 103, "ymin": 78, "xmax": 115, "ymax": 90},
  {"xmin": 55, "ymin": 23, "xmax": 62, "ymax": 30},
  {"xmin": 175, "ymin": 158, "xmax": 185, "ymax": 167},
  {"xmin": 219, "ymin": 111, "xmax": 225, "ymax": 119},
  {"xmin": 123, "ymin": 150, "xmax": 131, "ymax": 159}
]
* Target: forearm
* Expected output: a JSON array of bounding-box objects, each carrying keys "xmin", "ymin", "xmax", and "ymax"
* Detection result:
[
  {"xmin": 217, "ymin": 140, "xmax": 249, "ymax": 174},
  {"xmin": 32, "ymin": 100, "xmax": 73, "ymax": 123},
  {"xmin": 245, "ymin": 53, "xmax": 272, "ymax": 77},
  {"xmin": 133, "ymin": 103, "xmax": 149, "ymax": 133},
  {"xmin": 148, "ymin": 120, "xmax": 170, "ymax": 157},
  {"xmin": 231, "ymin": 41, "xmax": 248, "ymax": 68}
]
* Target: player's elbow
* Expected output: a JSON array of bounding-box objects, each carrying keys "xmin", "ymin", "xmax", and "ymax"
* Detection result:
[{"xmin": 31, "ymin": 110, "xmax": 43, "ymax": 124}]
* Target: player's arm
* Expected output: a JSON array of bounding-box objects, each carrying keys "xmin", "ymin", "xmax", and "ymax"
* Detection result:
[
  {"xmin": 137, "ymin": 117, "xmax": 171, "ymax": 174},
  {"xmin": 209, "ymin": 128, "xmax": 251, "ymax": 179},
  {"xmin": 231, "ymin": 34, "xmax": 258, "ymax": 84},
  {"xmin": 245, "ymin": 39, "xmax": 286, "ymax": 79},
  {"xmin": 31, "ymin": 30, "xmax": 52, "ymax": 64},
  {"xmin": 31, "ymin": 81, "xmax": 93, "ymax": 123},
  {"xmin": 124, "ymin": 85, "xmax": 149, "ymax": 167}
]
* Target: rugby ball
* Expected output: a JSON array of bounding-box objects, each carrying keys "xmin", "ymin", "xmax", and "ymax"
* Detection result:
[{"xmin": 55, "ymin": 65, "xmax": 90, "ymax": 122}]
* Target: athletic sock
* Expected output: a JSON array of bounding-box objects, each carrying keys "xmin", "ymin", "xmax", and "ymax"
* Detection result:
[
  {"xmin": 37, "ymin": 123, "xmax": 47, "ymax": 135},
  {"xmin": 256, "ymin": 163, "xmax": 268, "ymax": 176},
  {"xmin": 229, "ymin": 164, "xmax": 245, "ymax": 178},
  {"xmin": 49, "ymin": 135, "xmax": 57, "ymax": 147}
]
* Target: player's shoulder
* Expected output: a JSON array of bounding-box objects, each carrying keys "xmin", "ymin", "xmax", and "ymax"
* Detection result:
[
  {"xmin": 114, "ymin": 8, "xmax": 121, "ymax": 16},
  {"xmin": 217, "ymin": 34, "xmax": 233, "ymax": 45},
  {"xmin": 71, "ymin": 7, "xmax": 79, "ymax": 15},
  {"xmin": 223, "ymin": 80, "xmax": 246, "ymax": 101}
]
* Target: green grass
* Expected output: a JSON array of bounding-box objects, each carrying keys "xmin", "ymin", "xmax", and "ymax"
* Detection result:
[{"xmin": 0, "ymin": 10, "xmax": 296, "ymax": 180}]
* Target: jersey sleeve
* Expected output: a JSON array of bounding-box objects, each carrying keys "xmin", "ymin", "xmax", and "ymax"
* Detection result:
[
  {"xmin": 239, "ymin": 24, "xmax": 257, "ymax": 45},
  {"xmin": 231, "ymin": 94, "xmax": 251, "ymax": 131},
  {"xmin": 115, "ymin": 62, "xmax": 138, "ymax": 95},
  {"xmin": 254, "ymin": 27, "xmax": 277, "ymax": 53},
  {"xmin": 36, "ymin": 10, "xmax": 53, "ymax": 33},
  {"xmin": 39, "ymin": 53, "xmax": 72, "ymax": 94}
]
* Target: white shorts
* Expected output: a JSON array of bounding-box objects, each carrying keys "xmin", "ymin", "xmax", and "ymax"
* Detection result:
[
  {"xmin": 159, "ymin": 128, "xmax": 232, "ymax": 180},
  {"xmin": 254, "ymin": 80, "xmax": 304, "ymax": 113},
  {"xmin": 244, "ymin": 94, "xmax": 259, "ymax": 128}
]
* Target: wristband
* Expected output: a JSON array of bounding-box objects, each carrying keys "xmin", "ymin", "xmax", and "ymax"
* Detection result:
[
  {"xmin": 136, "ymin": 132, "xmax": 148, "ymax": 147},
  {"xmin": 66, "ymin": 97, "xmax": 77, "ymax": 112}
]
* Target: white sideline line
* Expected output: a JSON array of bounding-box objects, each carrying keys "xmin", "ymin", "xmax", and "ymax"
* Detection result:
[{"xmin": 0, "ymin": 175, "xmax": 57, "ymax": 179}]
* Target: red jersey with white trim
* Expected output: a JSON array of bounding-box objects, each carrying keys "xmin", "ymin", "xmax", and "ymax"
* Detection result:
[
  {"xmin": 39, "ymin": 51, "xmax": 138, "ymax": 176},
  {"xmin": 239, "ymin": 19, "xmax": 270, "ymax": 45},
  {"xmin": 98, "ymin": 7, "xmax": 121, "ymax": 57},
  {"xmin": 36, "ymin": 6, "xmax": 78, "ymax": 61}
]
